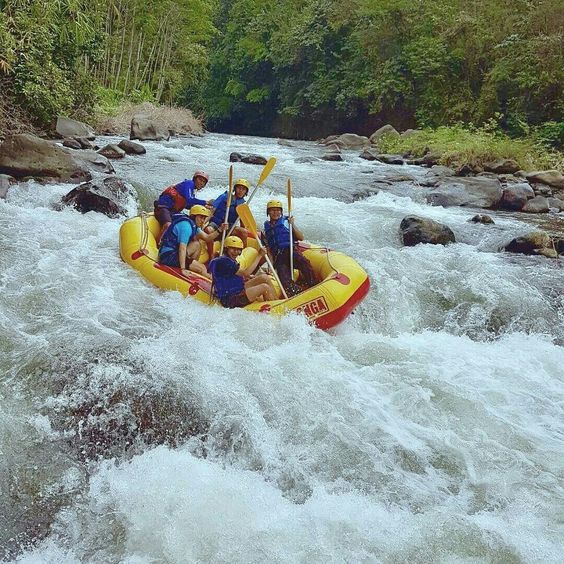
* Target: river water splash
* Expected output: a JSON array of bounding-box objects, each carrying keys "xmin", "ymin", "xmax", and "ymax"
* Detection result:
[{"xmin": 1, "ymin": 134, "xmax": 563, "ymax": 562}]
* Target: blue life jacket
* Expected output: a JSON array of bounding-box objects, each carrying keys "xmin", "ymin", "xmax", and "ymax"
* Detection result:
[
  {"xmin": 210, "ymin": 191, "xmax": 246, "ymax": 226},
  {"xmin": 263, "ymin": 216, "xmax": 291, "ymax": 253},
  {"xmin": 159, "ymin": 214, "xmax": 197, "ymax": 254},
  {"xmin": 209, "ymin": 256, "xmax": 245, "ymax": 302}
]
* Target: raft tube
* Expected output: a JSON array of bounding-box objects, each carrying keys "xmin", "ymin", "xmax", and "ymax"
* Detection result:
[{"xmin": 119, "ymin": 213, "xmax": 370, "ymax": 329}]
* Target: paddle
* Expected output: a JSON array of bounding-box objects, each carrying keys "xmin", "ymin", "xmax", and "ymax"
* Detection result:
[
  {"xmin": 219, "ymin": 165, "xmax": 234, "ymax": 255},
  {"xmin": 226, "ymin": 157, "xmax": 276, "ymax": 238},
  {"xmin": 236, "ymin": 203, "xmax": 288, "ymax": 299},
  {"xmin": 287, "ymin": 178, "xmax": 294, "ymax": 282}
]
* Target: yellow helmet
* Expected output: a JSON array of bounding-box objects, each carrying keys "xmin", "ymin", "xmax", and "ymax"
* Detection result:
[
  {"xmin": 267, "ymin": 199, "xmax": 283, "ymax": 212},
  {"xmin": 225, "ymin": 236, "xmax": 244, "ymax": 249},
  {"xmin": 189, "ymin": 204, "xmax": 210, "ymax": 217},
  {"xmin": 234, "ymin": 178, "xmax": 250, "ymax": 193}
]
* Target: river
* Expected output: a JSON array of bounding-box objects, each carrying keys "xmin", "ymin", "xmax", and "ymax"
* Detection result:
[{"xmin": 1, "ymin": 133, "xmax": 563, "ymax": 562}]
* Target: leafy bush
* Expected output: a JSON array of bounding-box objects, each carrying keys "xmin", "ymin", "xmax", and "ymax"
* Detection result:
[{"xmin": 534, "ymin": 122, "xmax": 564, "ymax": 150}]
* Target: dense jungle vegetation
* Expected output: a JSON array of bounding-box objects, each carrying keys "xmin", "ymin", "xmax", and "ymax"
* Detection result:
[{"xmin": 0, "ymin": 0, "xmax": 562, "ymax": 148}]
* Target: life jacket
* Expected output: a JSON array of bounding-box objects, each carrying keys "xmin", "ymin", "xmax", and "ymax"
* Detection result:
[
  {"xmin": 209, "ymin": 256, "xmax": 245, "ymax": 301},
  {"xmin": 263, "ymin": 216, "xmax": 291, "ymax": 253},
  {"xmin": 210, "ymin": 192, "xmax": 246, "ymax": 225},
  {"xmin": 159, "ymin": 214, "xmax": 197, "ymax": 252},
  {"xmin": 159, "ymin": 185, "xmax": 187, "ymax": 212}
]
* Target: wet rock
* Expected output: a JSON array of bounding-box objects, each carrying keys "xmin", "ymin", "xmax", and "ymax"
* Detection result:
[
  {"xmin": 525, "ymin": 170, "xmax": 564, "ymax": 190},
  {"xmin": 71, "ymin": 149, "xmax": 115, "ymax": 175},
  {"xmin": 470, "ymin": 214, "xmax": 495, "ymax": 224},
  {"xmin": 229, "ymin": 152, "xmax": 267, "ymax": 165},
  {"xmin": 359, "ymin": 148, "xmax": 379, "ymax": 161},
  {"xmin": 483, "ymin": 158, "xmax": 520, "ymax": 174},
  {"xmin": 377, "ymin": 154, "xmax": 405, "ymax": 165},
  {"xmin": 0, "ymin": 134, "xmax": 91, "ymax": 182},
  {"xmin": 294, "ymin": 156, "xmax": 317, "ymax": 164},
  {"xmin": 330, "ymin": 133, "xmax": 370, "ymax": 149},
  {"xmin": 62, "ymin": 138, "xmax": 82, "ymax": 150},
  {"xmin": 118, "ymin": 139, "xmax": 146, "ymax": 155},
  {"xmin": 400, "ymin": 215, "xmax": 456, "ymax": 246},
  {"xmin": 56, "ymin": 116, "xmax": 95, "ymax": 140},
  {"xmin": 73, "ymin": 136, "xmax": 97, "ymax": 150},
  {"xmin": 317, "ymin": 134, "xmax": 340, "ymax": 145},
  {"xmin": 547, "ymin": 197, "xmax": 564, "ymax": 211},
  {"xmin": 0, "ymin": 174, "xmax": 16, "ymax": 199},
  {"xmin": 427, "ymin": 177, "xmax": 503, "ymax": 209},
  {"xmin": 60, "ymin": 176, "xmax": 136, "ymax": 217},
  {"xmin": 522, "ymin": 196, "xmax": 549, "ymax": 213},
  {"xmin": 555, "ymin": 239, "xmax": 564, "ymax": 254},
  {"xmin": 503, "ymin": 231, "xmax": 552, "ymax": 256},
  {"xmin": 536, "ymin": 248, "xmax": 559, "ymax": 259},
  {"xmin": 369, "ymin": 124, "xmax": 400, "ymax": 144},
  {"xmin": 498, "ymin": 183, "xmax": 535, "ymax": 211},
  {"xmin": 98, "ymin": 144, "xmax": 126, "ymax": 159},
  {"xmin": 130, "ymin": 114, "xmax": 170, "ymax": 141},
  {"xmin": 321, "ymin": 153, "xmax": 343, "ymax": 162}
]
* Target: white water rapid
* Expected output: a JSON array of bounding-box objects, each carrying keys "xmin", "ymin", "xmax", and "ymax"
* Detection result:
[{"xmin": 1, "ymin": 133, "xmax": 563, "ymax": 563}]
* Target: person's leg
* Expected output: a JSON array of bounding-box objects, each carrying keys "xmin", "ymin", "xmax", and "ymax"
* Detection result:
[
  {"xmin": 186, "ymin": 240, "xmax": 210, "ymax": 278},
  {"xmin": 292, "ymin": 249, "xmax": 316, "ymax": 287},
  {"xmin": 274, "ymin": 248, "xmax": 292, "ymax": 292},
  {"xmin": 154, "ymin": 206, "xmax": 173, "ymax": 245},
  {"xmin": 245, "ymin": 274, "xmax": 276, "ymax": 301}
]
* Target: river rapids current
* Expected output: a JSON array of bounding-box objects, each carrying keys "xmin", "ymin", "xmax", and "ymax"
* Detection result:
[{"xmin": 1, "ymin": 133, "xmax": 563, "ymax": 563}]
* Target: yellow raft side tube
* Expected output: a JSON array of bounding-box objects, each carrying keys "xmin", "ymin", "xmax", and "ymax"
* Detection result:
[{"xmin": 119, "ymin": 213, "xmax": 370, "ymax": 329}]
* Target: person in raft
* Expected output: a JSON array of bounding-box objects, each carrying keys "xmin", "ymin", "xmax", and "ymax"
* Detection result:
[
  {"xmin": 209, "ymin": 236, "xmax": 277, "ymax": 308},
  {"xmin": 158, "ymin": 205, "xmax": 226, "ymax": 278},
  {"xmin": 154, "ymin": 170, "xmax": 213, "ymax": 235},
  {"xmin": 263, "ymin": 199, "xmax": 316, "ymax": 296},
  {"xmin": 204, "ymin": 178, "xmax": 250, "ymax": 257}
]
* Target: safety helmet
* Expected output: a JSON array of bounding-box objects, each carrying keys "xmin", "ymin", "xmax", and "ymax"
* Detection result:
[
  {"xmin": 189, "ymin": 204, "xmax": 211, "ymax": 217},
  {"xmin": 234, "ymin": 178, "xmax": 250, "ymax": 193},
  {"xmin": 267, "ymin": 199, "xmax": 283, "ymax": 212},
  {"xmin": 224, "ymin": 236, "xmax": 244, "ymax": 250},
  {"xmin": 193, "ymin": 170, "xmax": 209, "ymax": 183}
]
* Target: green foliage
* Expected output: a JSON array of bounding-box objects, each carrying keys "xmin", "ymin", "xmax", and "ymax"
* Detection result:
[{"xmin": 534, "ymin": 122, "xmax": 564, "ymax": 150}]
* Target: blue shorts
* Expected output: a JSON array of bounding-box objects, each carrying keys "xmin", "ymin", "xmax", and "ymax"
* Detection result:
[{"xmin": 159, "ymin": 250, "xmax": 179, "ymax": 267}]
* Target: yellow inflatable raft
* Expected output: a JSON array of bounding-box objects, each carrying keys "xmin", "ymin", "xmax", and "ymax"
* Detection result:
[{"xmin": 119, "ymin": 213, "xmax": 370, "ymax": 329}]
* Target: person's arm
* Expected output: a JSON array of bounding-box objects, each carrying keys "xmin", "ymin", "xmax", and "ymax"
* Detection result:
[
  {"xmin": 288, "ymin": 216, "xmax": 304, "ymax": 241},
  {"xmin": 179, "ymin": 243, "xmax": 189, "ymax": 272},
  {"xmin": 197, "ymin": 223, "xmax": 227, "ymax": 242}
]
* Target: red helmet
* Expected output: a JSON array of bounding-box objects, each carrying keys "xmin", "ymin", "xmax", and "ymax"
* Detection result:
[{"xmin": 193, "ymin": 170, "xmax": 209, "ymax": 183}]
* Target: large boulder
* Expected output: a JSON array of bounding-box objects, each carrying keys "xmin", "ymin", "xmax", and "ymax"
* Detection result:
[
  {"xmin": 60, "ymin": 176, "xmax": 136, "ymax": 218},
  {"xmin": 498, "ymin": 182, "xmax": 535, "ymax": 211},
  {"xmin": 503, "ymin": 231, "xmax": 555, "ymax": 257},
  {"xmin": 71, "ymin": 150, "xmax": 115, "ymax": 175},
  {"xmin": 118, "ymin": 139, "xmax": 146, "ymax": 155},
  {"xmin": 483, "ymin": 158, "xmax": 520, "ymax": 174},
  {"xmin": 427, "ymin": 177, "xmax": 503, "ymax": 209},
  {"xmin": 522, "ymin": 196, "xmax": 550, "ymax": 213},
  {"xmin": 56, "ymin": 116, "xmax": 95, "ymax": 140},
  {"xmin": 130, "ymin": 115, "xmax": 170, "ymax": 141},
  {"xmin": 329, "ymin": 133, "xmax": 370, "ymax": 149},
  {"xmin": 98, "ymin": 144, "xmax": 126, "ymax": 159},
  {"xmin": 0, "ymin": 134, "xmax": 91, "ymax": 182},
  {"xmin": 369, "ymin": 124, "xmax": 400, "ymax": 144},
  {"xmin": 400, "ymin": 216, "xmax": 456, "ymax": 246},
  {"xmin": 525, "ymin": 170, "xmax": 564, "ymax": 190}
]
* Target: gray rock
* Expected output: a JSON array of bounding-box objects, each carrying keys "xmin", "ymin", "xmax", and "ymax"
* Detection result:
[
  {"xmin": 455, "ymin": 163, "xmax": 483, "ymax": 176},
  {"xmin": 72, "ymin": 136, "xmax": 97, "ymax": 150},
  {"xmin": 294, "ymin": 157, "xmax": 317, "ymax": 164},
  {"xmin": 359, "ymin": 148, "xmax": 379, "ymax": 161},
  {"xmin": 498, "ymin": 183, "xmax": 535, "ymax": 211},
  {"xmin": 525, "ymin": 170, "xmax": 564, "ymax": 190},
  {"xmin": 70, "ymin": 150, "xmax": 115, "ymax": 175},
  {"xmin": 401, "ymin": 129, "xmax": 421, "ymax": 137},
  {"xmin": 229, "ymin": 152, "xmax": 267, "ymax": 165},
  {"xmin": 470, "ymin": 214, "xmax": 495, "ymax": 224},
  {"xmin": 503, "ymin": 231, "xmax": 552, "ymax": 255},
  {"xmin": 130, "ymin": 114, "xmax": 170, "ymax": 141},
  {"xmin": 547, "ymin": 197, "xmax": 564, "ymax": 211},
  {"xmin": 98, "ymin": 144, "xmax": 126, "ymax": 159},
  {"xmin": 324, "ymin": 143, "xmax": 341, "ymax": 154},
  {"xmin": 63, "ymin": 138, "xmax": 82, "ymax": 150},
  {"xmin": 377, "ymin": 154, "xmax": 405, "ymax": 165},
  {"xmin": 118, "ymin": 140, "xmax": 146, "ymax": 155},
  {"xmin": 60, "ymin": 176, "xmax": 136, "ymax": 218},
  {"xmin": 0, "ymin": 174, "xmax": 15, "ymax": 199},
  {"xmin": 400, "ymin": 215, "xmax": 456, "ymax": 246},
  {"xmin": 56, "ymin": 116, "xmax": 95, "ymax": 140},
  {"xmin": 522, "ymin": 196, "xmax": 550, "ymax": 213},
  {"xmin": 483, "ymin": 158, "xmax": 520, "ymax": 174},
  {"xmin": 427, "ymin": 177, "xmax": 503, "ymax": 209},
  {"xmin": 0, "ymin": 134, "xmax": 90, "ymax": 182},
  {"xmin": 530, "ymin": 183, "xmax": 553, "ymax": 197},
  {"xmin": 321, "ymin": 153, "xmax": 343, "ymax": 162},
  {"xmin": 330, "ymin": 133, "xmax": 370, "ymax": 149},
  {"xmin": 369, "ymin": 124, "xmax": 400, "ymax": 144}
]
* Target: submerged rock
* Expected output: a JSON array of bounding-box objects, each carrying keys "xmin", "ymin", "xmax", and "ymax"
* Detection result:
[
  {"xmin": 60, "ymin": 176, "xmax": 136, "ymax": 217},
  {"xmin": 400, "ymin": 215, "xmax": 456, "ymax": 246}
]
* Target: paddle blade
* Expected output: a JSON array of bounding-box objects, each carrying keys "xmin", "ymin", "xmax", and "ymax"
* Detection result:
[
  {"xmin": 257, "ymin": 157, "xmax": 276, "ymax": 186},
  {"xmin": 287, "ymin": 178, "xmax": 292, "ymax": 214},
  {"xmin": 236, "ymin": 204, "xmax": 258, "ymax": 238}
]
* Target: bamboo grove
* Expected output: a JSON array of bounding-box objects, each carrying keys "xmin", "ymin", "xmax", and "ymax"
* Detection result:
[{"xmin": 0, "ymin": 0, "xmax": 563, "ymax": 142}]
